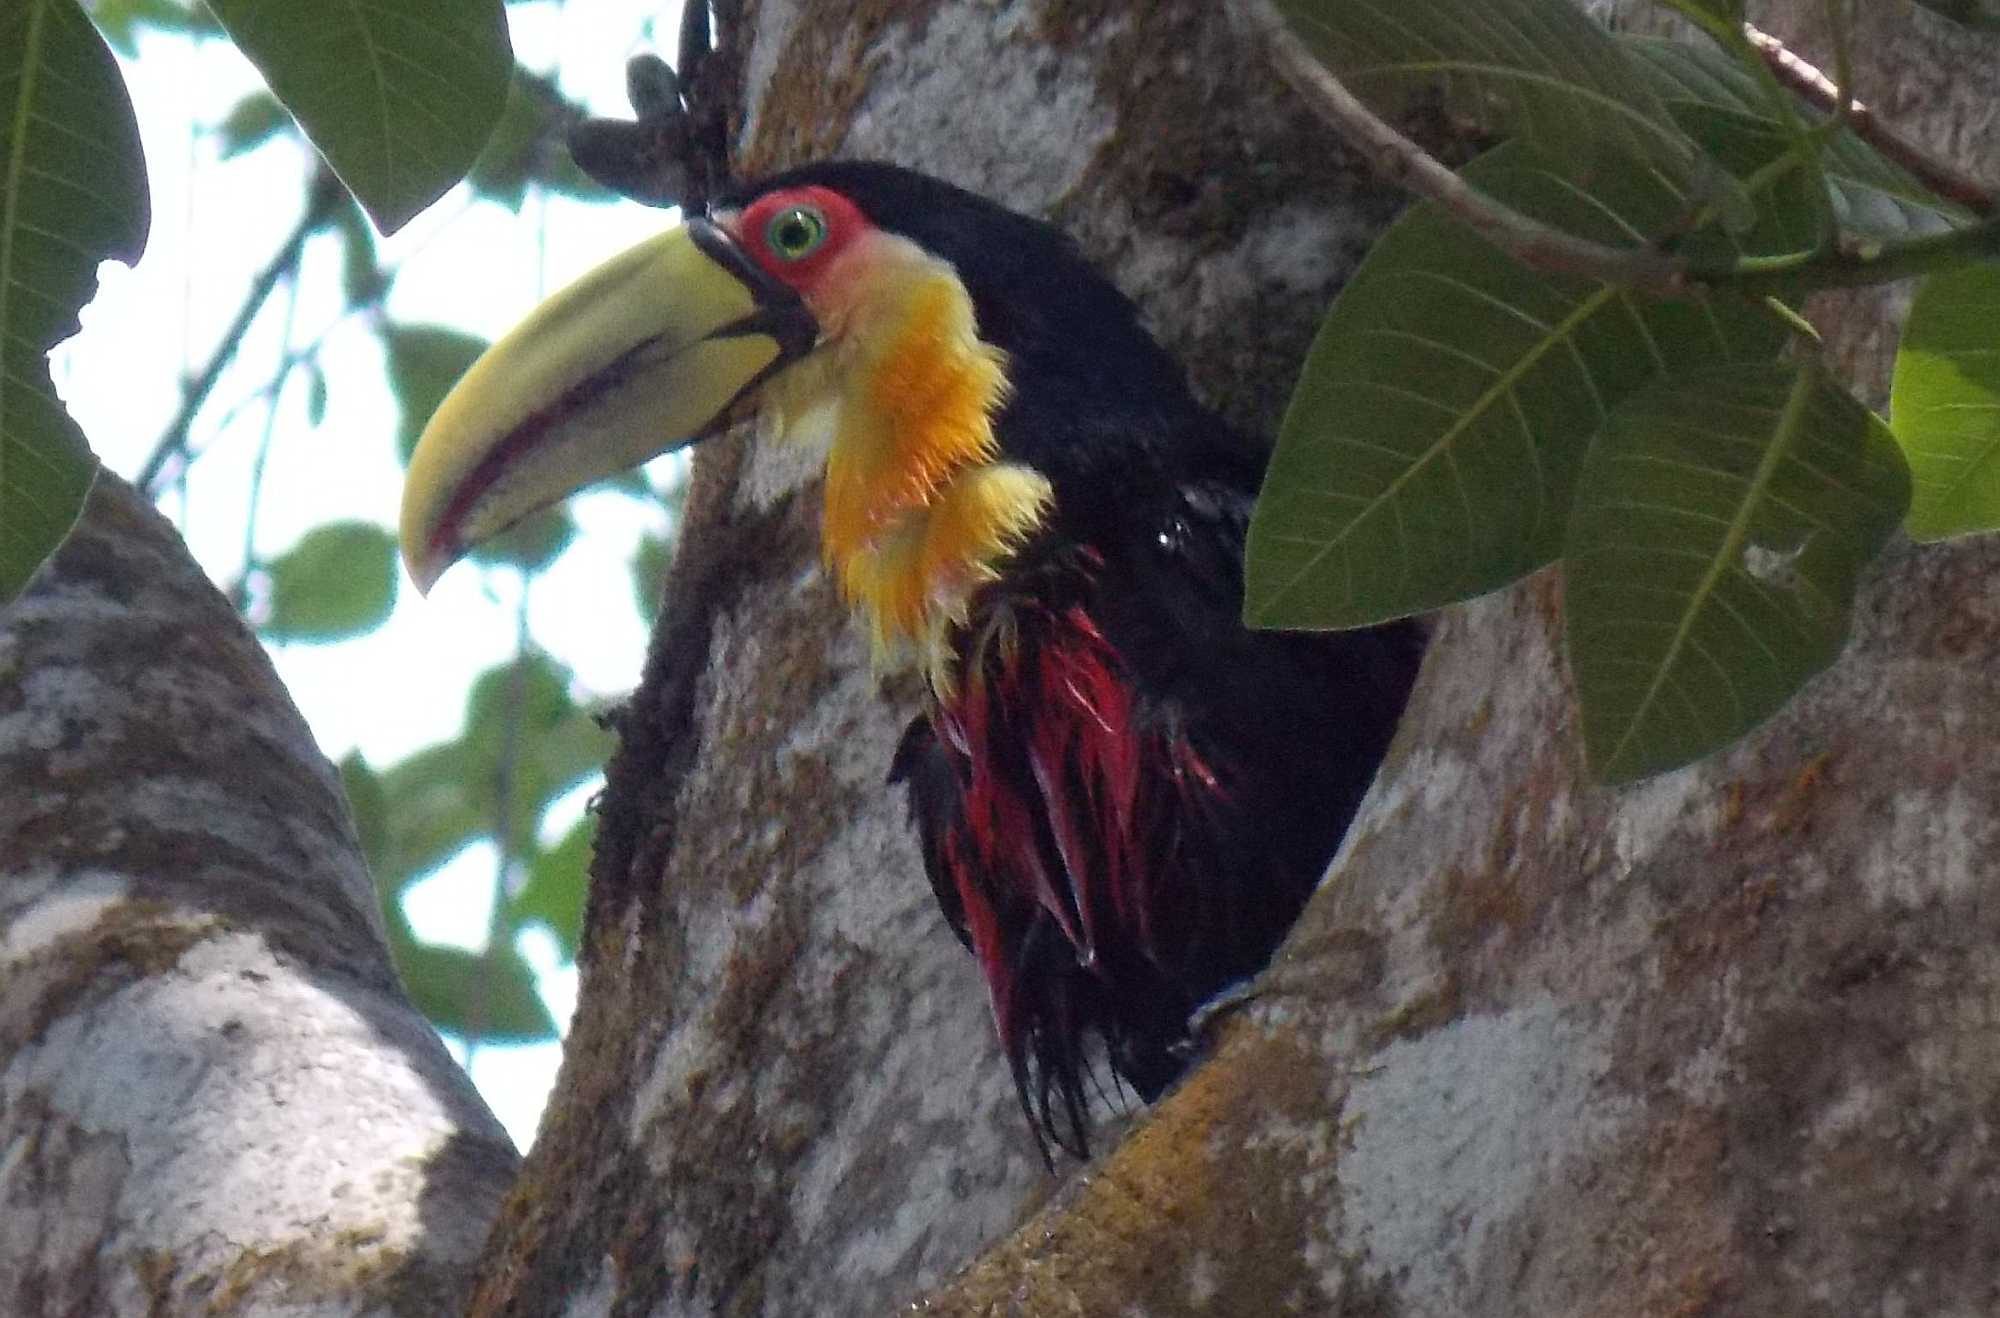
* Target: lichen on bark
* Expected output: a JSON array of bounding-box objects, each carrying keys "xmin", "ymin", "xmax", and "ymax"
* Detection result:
[
  {"xmin": 479, "ymin": 2, "xmax": 2000, "ymax": 1314},
  {"xmin": 1, "ymin": 477, "xmax": 516, "ymax": 1315}
]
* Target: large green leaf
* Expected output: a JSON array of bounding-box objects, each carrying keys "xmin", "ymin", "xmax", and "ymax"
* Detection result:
[
  {"xmin": 1566, "ymin": 360, "xmax": 1909, "ymax": 783},
  {"xmin": 1245, "ymin": 144, "xmax": 1786, "ymax": 629},
  {"xmin": 1624, "ymin": 37, "xmax": 1972, "ymax": 244},
  {"xmin": 1272, "ymin": 0, "xmax": 1696, "ymax": 174},
  {"xmin": 206, "ymin": 0, "xmax": 512, "ymax": 233},
  {"xmin": 261, "ymin": 520, "xmax": 399, "ymax": 642},
  {"xmin": 1890, "ymin": 264, "xmax": 2000, "ymax": 540},
  {"xmin": 1, "ymin": 0, "xmax": 147, "ymax": 604}
]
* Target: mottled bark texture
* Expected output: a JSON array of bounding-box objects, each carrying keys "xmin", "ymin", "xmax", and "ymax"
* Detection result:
[
  {"xmin": 477, "ymin": 2, "xmax": 2000, "ymax": 1316},
  {"xmin": 473, "ymin": 2, "xmax": 1404, "ymax": 1314},
  {"xmin": 0, "ymin": 476, "xmax": 515, "ymax": 1316},
  {"xmin": 925, "ymin": 3, "xmax": 2000, "ymax": 1315}
]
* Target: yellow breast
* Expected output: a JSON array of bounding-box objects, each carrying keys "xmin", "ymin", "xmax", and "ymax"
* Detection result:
[{"xmin": 764, "ymin": 244, "xmax": 1053, "ymax": 688}]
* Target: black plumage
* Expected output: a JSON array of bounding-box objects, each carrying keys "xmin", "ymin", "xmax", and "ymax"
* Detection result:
[{"xmin": 718, "ymin": 165, "xmax": 1422, "ymax": 1156}]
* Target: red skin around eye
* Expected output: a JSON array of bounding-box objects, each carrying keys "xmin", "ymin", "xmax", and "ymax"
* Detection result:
[{"xmin": 731, "ymin": 186, "xmax": 874, "ymax": 293}]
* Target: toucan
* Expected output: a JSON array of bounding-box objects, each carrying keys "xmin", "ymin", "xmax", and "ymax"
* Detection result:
[{"xmin": 400, "ymin": 161, "xmax": 1422, "ymax": 1156}]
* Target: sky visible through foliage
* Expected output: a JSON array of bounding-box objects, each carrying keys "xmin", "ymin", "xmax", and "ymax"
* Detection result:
[{"xmin": 55, "ymin": 0, "xmax": 687, "ymax": 1147}]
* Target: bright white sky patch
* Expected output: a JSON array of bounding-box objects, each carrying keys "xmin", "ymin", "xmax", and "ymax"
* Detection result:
[{"xmin": 54, "ymin": 0, "xmax": 686, "ymax": 1149}]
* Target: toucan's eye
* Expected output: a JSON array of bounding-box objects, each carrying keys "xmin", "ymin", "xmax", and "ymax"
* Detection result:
[{"xmin": 765, "ymin": 205, "xmax": 829, "ymax": 261}]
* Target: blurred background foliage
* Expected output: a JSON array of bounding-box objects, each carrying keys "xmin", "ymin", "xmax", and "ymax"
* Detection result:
[{"xmin": 41, "ymin": 0, "xmax": 690, "ymax": 1143}]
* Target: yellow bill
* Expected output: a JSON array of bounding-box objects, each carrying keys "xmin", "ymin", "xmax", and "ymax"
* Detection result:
[{"xmin": 399, "ymin": 220, "xmax": 817, "ymax": 592}]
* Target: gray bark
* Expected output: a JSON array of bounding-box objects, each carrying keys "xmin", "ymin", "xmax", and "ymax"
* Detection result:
[
  {"xmin": 473, "ymin": 3, "xmax": 1408, "ymax": 1314},
  {"xmin": 0, "ymin": 476, "xmax": 515, "ymax": 1316},
  {"xmin": 483, "ymin": 2, "xmax": 2000, "ymax": 1315},
  {"xmin": 925, "ymin": 3, "xmax": 2000, "ymax": 1314},
  {"xmin": 12, "ymin": 2, "xmax": 1996, "ymax": 1316}
]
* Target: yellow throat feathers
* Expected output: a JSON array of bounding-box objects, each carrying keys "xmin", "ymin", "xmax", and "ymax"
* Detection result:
[{"xmin": 765, "ymin": 243, "xmax": 1053, "ymax": 684}]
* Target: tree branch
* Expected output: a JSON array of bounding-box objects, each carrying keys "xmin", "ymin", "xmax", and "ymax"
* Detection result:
[
  {"xmin": 1230, "ymin": 0, "xmax": 2000, "ymax": 298},
  {"xmin": 1227, "ymin": 0, "xmax": 1692, "ymax": 294},
  {"xmin": 1, "ymin": 475, "xmax": 517, "ymax": 1310},
  {"xmin": 1744, "ymin": 22, "xmax": 1997, "ymax": 217}
]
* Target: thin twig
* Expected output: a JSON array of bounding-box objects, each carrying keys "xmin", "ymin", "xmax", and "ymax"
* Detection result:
[
  {"xmin": 468, "ymin": 596, "xmax": 535, "ymax": 1062},
  {"xmin": 138, "ymin": 172, "xmax": 343, "ymax": 496},
  {"xmin": 230, "ymin": 267, "xmax": 303, "ymax": 612},
  {"xmin": 1745, "ymin": 22, "xmax": 1996, "ymax": 216}
]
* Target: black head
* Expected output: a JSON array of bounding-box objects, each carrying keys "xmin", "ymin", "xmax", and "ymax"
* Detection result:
[{"xmin": 714, "ymin": 161, "xmax": 1237, "ymax": 496}]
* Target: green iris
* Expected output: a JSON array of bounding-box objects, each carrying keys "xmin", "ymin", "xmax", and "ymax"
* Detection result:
[{"xmin": 766, "ymin": 205, "xmax": 829, "ymax": 260}]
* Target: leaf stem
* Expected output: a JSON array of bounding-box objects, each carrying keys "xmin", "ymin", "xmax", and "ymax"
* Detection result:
[
  {"xmin": 1715, "ymin": 17, "xmax": 1839, "ymax": 243},
  {"xmin": 1705, "ymin": 218, "xmax": 2000, "ymax": 292}
]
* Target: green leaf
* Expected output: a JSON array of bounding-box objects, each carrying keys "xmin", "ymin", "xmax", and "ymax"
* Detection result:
[
  {"xmin": 90, "ymin": 0, "xmax": 222, "ymax": 57},
  {"xmin": 470, "ymin": 506, "xmax": 575, "ymax": 573},
  {"xmin": 375, "ymin": 740, "xmax": 486, "ymax": 886},
  {"xmin": 215, "ymin": 91, "xmax": 290, "ymax": 158},
  {"xmin": 206, "ymin": 0, "xmax": 513, "ymax": 233},
  {"xmin": 1272, "ymin": 0, "xmax": 1696, "ymax": 175},
  {"xmin": 1623, "ymin": 37, "xmax": 1973, "ymax": 243},
  {"xmin": 385, "ymin": 324, "xmax": 488, "ymax": 462},
  {"xmin": 467, "ymin": 68, "xmax": 604, "ymax": 210},
  {"xmin": 1890, "ymin": 264, "xmax": 2000, "ymax": 540},
  {"xmin": 339, "ymin": 750, "xmax": 390, "ymax": 882},
  {"xmin": 1657, "ymin": 0, "xmax": 1742, "ymax": 20},
  {"xmin": 324, "ymin": 196, "xmax": 387, "ymax": 306},
  {"xmin": 368, "ymin": 653, "xmax": 611, "ymax": 893},
  {"xmin": 633, "ymin": 531, "xmax": 670, "ymax": 628},
  {"xmin": 510, "ymin": 816, "xmax": 590, "ymax": 957},
  {"xmin": 305, "ymin": 362, "xmax": 328, "ymax": 426},
  {"xmin": 465, "ymin": 68, "xmax": 536, "ymax": 210},
  {"xmin": 262, "ymin": 520, "xmax": 398, "ymax": 642},
  {"xmin": 464, "ymin": 652, "xmax": 611, "ymax": 823},
  {"xmin": 388, "ymin": 927, "xmax": 556, "ymax": 1042},
  {"xmin": 1244, "ymin": 144, "xmax": 1787, "ymax": 629},
  {"xmin": 1566, "ymin": 359, "xmax": 1909, "ymax": 783},
  {"xmin": 2, "ymin": 0, "xmax": 147, "ymax": 604}
]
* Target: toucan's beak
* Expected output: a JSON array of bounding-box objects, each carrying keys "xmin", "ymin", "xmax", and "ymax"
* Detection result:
[{"xmin": 399, "ymin": 219, "xmax": 817, "ymax": 593}]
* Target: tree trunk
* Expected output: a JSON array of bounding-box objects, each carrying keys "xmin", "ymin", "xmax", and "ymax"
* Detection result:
[
  {"xmin": 0, "ymin": 476, "xmax": 515, "ymax": 1315},
  {"xmin": 481, "ymin": 2, "xmax": 2000, "ymax": 1315},
  {"xmin": 12, "ymin": 3, "xmax": 1998, "ymax": 1316},
  {"xmin": 471, "ymin": 2, "xmax": 1411, "ymax": 1313},
  {"xmin": 923, "ymin": 4, "xmax": 2000, "ymax": 1314}
]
